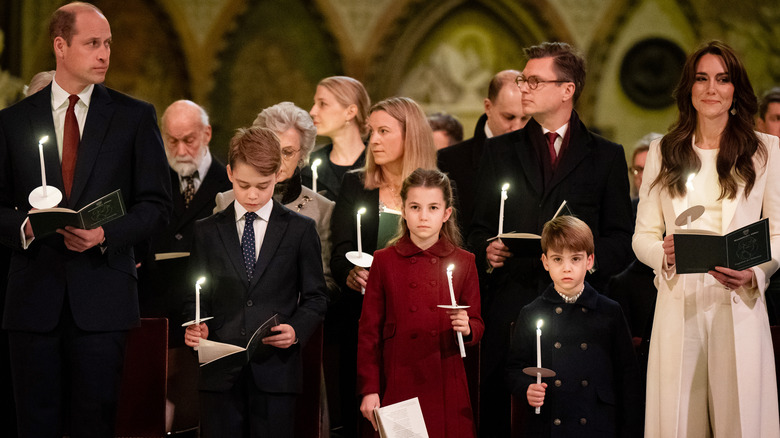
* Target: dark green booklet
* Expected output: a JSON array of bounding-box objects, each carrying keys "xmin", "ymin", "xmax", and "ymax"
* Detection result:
[
  {"xmin": 28, "ymin": 189, "xmax": 126, "ymax": 237},
  {"xmin": 673, "ymin": 218, "xmax": 771, "ymax": 274}
]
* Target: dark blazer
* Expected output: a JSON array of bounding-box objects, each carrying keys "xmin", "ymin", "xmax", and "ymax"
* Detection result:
[
  {"xmin": 506, "ymin": 283, "xmax": 643, "ymax": 437},
  {"xmin": 437, "ymin": 113, "xmax": 488, "ymax": 238},
  {"xmin": 188, "ymin": 200, "xmax": 328, "ymax": 393},
  {"xmin": 0, "ymin": 83, "xmax": 172, "ymax": 332},
  {"xmin": 468, "ymin": 111, "xmax": 633, "ymax": 375},
  {"xmin": 137, "ymin": 157, "xmax": 230, "ymax": 339},
  {"xmin": 159, "ymin": 157, "xmax": 230, "ymax": 254},
  {"xmin": 301, "ymin": 143, "xmax": 366, "ymax": 201}
]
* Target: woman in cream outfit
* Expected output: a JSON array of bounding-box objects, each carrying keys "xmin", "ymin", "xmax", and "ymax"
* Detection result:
[{"xmin": 634, "ymin": 40, "xmax": 780, "ymax": 438}]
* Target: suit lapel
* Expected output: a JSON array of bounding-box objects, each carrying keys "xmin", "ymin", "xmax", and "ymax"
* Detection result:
[
  {"xmin": 215, "ymin": 203, "xmax": 248, "ymax": 286},
  {"xmin": 68, "ymin": 85, "xmax": 113, "ymax": 207},
  {"xmin": 515, "ymin": 122, "xmax": 544, "ymax": 197},
  {"xmin": 545, "ymin": 114, "xmax": 590, "ymax": 196},
  {"xmin": 176, "ymin": 159, "xmax": 227, "ymax": 227},
  {"xmin": 250, "ymin": 201, "xmax": 289, "ymax": 289}
]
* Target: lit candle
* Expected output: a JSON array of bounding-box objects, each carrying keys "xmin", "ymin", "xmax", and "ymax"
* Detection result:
[
  {"xmin": 38, "ymin": 136, "xmax": 49, "ymax": 196},
  {"xmin": 685, "ymin": 173, "xmax": 695, "ymax": 228},
  {"xmin": 195, "ymin": 277, "xmax": 206, "ymax": 324},
  {"xmin": 446, "ymin": 264, "xmax": 466, "ymax": 358},
  {"xmin": 311, "ymin": 158, "xmax": 322, "ymax": 194},
  {"xmin": 356, "ymin": 207, "xmax": 366, "ymax": 256},
  {"xmin": 498, "ymin": 183, "xmax": 509, "ymax": 236},
  {"xmin": 536, "ymin": 319, "xmax": 543, "ymax": 414}
]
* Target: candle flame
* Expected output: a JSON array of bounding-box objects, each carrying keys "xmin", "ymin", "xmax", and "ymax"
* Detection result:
[
  {"xmin": 39, "ymin": 135, "xmax": 49, "ymax": 145},
  {"xmin": 447, "ymin": 264, "xmax": 455, "ymax": 272},
  {"xmin": 501, "ymin": 183, "xmax": 510, "ymax": 191},
  {"xmin": 357, "ymin": 207, "xmax": 366, "ymax": 215},
  {"xmin": 686, "ymin": 173, "xmax": 695, "ymax": 191},
  {"xmin": 536, "ymin": 319, "xmax": 543, "ymax": 329},
  {"xmin": 196, "ymin": 277, "xmax": 206, "ymax": 286},
  {"xmin": 312, "ymin": 158, "xmax": 322, "ymax": 169}
]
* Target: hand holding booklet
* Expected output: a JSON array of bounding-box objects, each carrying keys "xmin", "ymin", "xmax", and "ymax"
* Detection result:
[
  {"xmin": 195, "ymin": 314, "xmax": 282, "ymax": 392},
  {"xmin": 373, "ymin": 397, "xmax": 429, "ymax": 438},
  {"xmin": 673, "ymin": 218, "xmax": 771, "ymax": 274},
  {"xmin": 28, "ymin": 189, "xmax": 125, "ymax": 237}
]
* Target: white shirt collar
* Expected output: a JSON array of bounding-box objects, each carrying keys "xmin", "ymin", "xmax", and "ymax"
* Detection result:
[
  {"xmin": 195, "ymin": 150, "xmax": 212, "ymax": 180},
  {"xmin": 541, "ymin": 122, "xmax": 569, "ymax": 140},
  {"xmin": 51, "ymin": 75, "xmax": 94, "ymax": 110},
  {"xmin": 233, "ymin": 198, "xmax": 273, "ymax": 223}
]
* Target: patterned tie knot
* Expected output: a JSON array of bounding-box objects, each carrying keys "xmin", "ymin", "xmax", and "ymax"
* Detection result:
[{"xmin": 245, "ymin": 211, "xmax": 257, "ymax": 224}]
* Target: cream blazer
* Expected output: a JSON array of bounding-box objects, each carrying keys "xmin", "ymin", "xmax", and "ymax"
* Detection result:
[{"xmin": 633, "ymin": 132, "xmax": 780, "ymax": 438}]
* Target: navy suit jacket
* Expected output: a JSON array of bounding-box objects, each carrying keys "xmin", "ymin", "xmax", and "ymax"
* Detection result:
[
  {"xmin": 0, "ymin": 83, "xmax": 172, "ymax": 332},
  {"xmin": 188, "ymin": 200, "xmax": 328, "ymax": 393}
]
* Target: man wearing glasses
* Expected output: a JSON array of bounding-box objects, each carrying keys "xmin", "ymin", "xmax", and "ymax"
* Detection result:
[{"xmin": 469, "ymin": 42, "xmax": 634, "ymax": 436}]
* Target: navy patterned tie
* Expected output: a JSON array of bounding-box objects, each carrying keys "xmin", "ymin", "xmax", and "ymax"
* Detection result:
[{"xmin": 242, "ymin": 212, "xmax": 258, "ymax": 280}]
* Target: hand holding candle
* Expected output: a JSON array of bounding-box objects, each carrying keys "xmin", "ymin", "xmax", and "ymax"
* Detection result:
[
  {"xmin": 311, "ymin": 158, "xmax": 322, "ymax": 194},
  {"xmin": 498, "ymin": 183, "xmax": 509, "ymax": 236},
  {"xmin": 446, "ymin": 264, "xmax": 467, "ymax": 358}
]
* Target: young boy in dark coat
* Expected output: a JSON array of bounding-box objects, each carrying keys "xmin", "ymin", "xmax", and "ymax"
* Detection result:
[
  {"xmin": 184, "ymin": 126, "xmax": 328, "ymax": 437},
  {"xmin": 506, "ymin": 216, "xmax": 642, "ymax": 437}
]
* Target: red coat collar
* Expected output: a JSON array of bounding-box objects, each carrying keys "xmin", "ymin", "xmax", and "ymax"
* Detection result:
[{"xmin": 393, "ymin": 234, "xmax": 456, "ymax": 258}]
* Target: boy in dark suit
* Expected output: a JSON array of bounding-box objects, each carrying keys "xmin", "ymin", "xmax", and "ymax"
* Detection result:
[
  {"xmin": 184, "ymin": 126, "xmax": 328, "ymax": 437},
  {"xmin": 506, "ymin": 216, "xmax": 642, "ymax": 437}
]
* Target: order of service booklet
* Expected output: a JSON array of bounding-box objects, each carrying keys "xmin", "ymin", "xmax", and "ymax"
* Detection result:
[
  {"xmin": 487, "ymin": 200, "xmax": 573, "ymax": 256},
  {"xmin": 28, "ymin": 189, "xmax": 126, "ymax": 237},
  {"xmin": 373, "ymin": 397, "xmax": 429, "ymax": 438},
  {"xmin": 673, "ymin": 218, "xmax": 771, "ymax": 274}
]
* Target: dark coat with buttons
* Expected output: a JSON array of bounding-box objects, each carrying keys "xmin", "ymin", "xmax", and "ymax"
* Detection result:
[
  {"xmin": 357, "ymin": 235, "xmax": 484, "ymax": 437},
  {"xmin": 506, "ymin": 282, "xmax": 643, "ymax": 438}
]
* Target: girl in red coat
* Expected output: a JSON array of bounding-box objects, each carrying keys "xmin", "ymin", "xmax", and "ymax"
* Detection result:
[{"xmin": 357, "ymin": 168, "xmax": 484, "ymax": 437}]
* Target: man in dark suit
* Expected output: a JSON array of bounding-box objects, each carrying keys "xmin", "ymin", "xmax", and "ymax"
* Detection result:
[
  {"xmin": 469, "ymin": 42, "xmax": 634, "ymax": 436},
  {"xmin": 438, "ymin": 70, "xmax": 529, "ymax": 238},
  {"xmin": 184, "ymin": 126, "xmax": 327, "ymax": 437},
  {"xmin": 138, "ymin": 99, "xmax": 230, "ymax": 336},
  {"xmin": 0, "ymin": 3, "xmax": 171, "ymax": 436}
]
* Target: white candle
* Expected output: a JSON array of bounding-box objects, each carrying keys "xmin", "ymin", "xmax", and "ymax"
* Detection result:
[
  {"xmin": 356, "ymin": 207, "xmax": 366, "ymax": 256},
  {"xmin": 498, "ymin": 183, "xmax": 509, "ymax": 236},
  {"xmin": 446, "ymin": 264, "xmax": 466, "ymax": 358},
  {"xmin": 446, "ymin": 264, "xmax": 457, "ymax": 305},
  {"xmin": 195, "ymin": 277, "xmax": 206, "ymax": 324},
  {"xmin": 38, "ymin": 136, "xmax": 49, "ymax": 196},
  {"xmin": 311, "ymin": 158, "xmax": 322, "ymax": 194},
  {"xmin": 685, "ymin": 173, "xmax": 695, "ymax": 228},
  {"xmin": 536, "ymin": 319, "xmax": 543, "ymax": 414}
]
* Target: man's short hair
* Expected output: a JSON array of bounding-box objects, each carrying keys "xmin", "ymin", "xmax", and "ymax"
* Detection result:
[
  {"xmin": 541, "ymin": 215, "xmax": 594, "ymax": 256},
  {"xmin": 427, "ymin": 112, "xmax": 463, "ymax": 144},
  {"xmin": 228, "ymin": 127, "xmax": 281, "ymax": 177},
  {"xmin": 487, "ymin": 70, "xmax": 522, "ymax": 102},
  {"xmin": 759, "ymin": 87, "xmax": 780, "ymax": 121},
  {"xmin": 524, "ymin": 42, "xmax": 586, "ymax": 103},
  {"xmin": 49, "ymin": 2, "xmax": 104, "ymax": 45}
]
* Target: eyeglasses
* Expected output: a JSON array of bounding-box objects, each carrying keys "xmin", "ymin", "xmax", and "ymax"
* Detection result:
[
  {"xmin": 515, "ymin": 74, "xmax": 570, "ymax": 90},
  {"xmin": 631, "ymin": 166, "xmax": 644, "ymax": 176},
  {"xmin": 281, "ymin": 147, "xmax": 301, "ymax": 160}
]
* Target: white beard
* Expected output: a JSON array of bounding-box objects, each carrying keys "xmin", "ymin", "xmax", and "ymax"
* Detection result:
[{"xmin": 169, "ymin": 159, "xmax": 198, "ymax": 177}]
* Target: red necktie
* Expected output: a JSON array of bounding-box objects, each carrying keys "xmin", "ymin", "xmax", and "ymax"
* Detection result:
[
  {"xmin": 545, "ymin": 131, "xmax": 559, "ymax": 169},
  {"xmin": 62, "ymin": 94, "xmax": 80, "ymax": 198}
]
